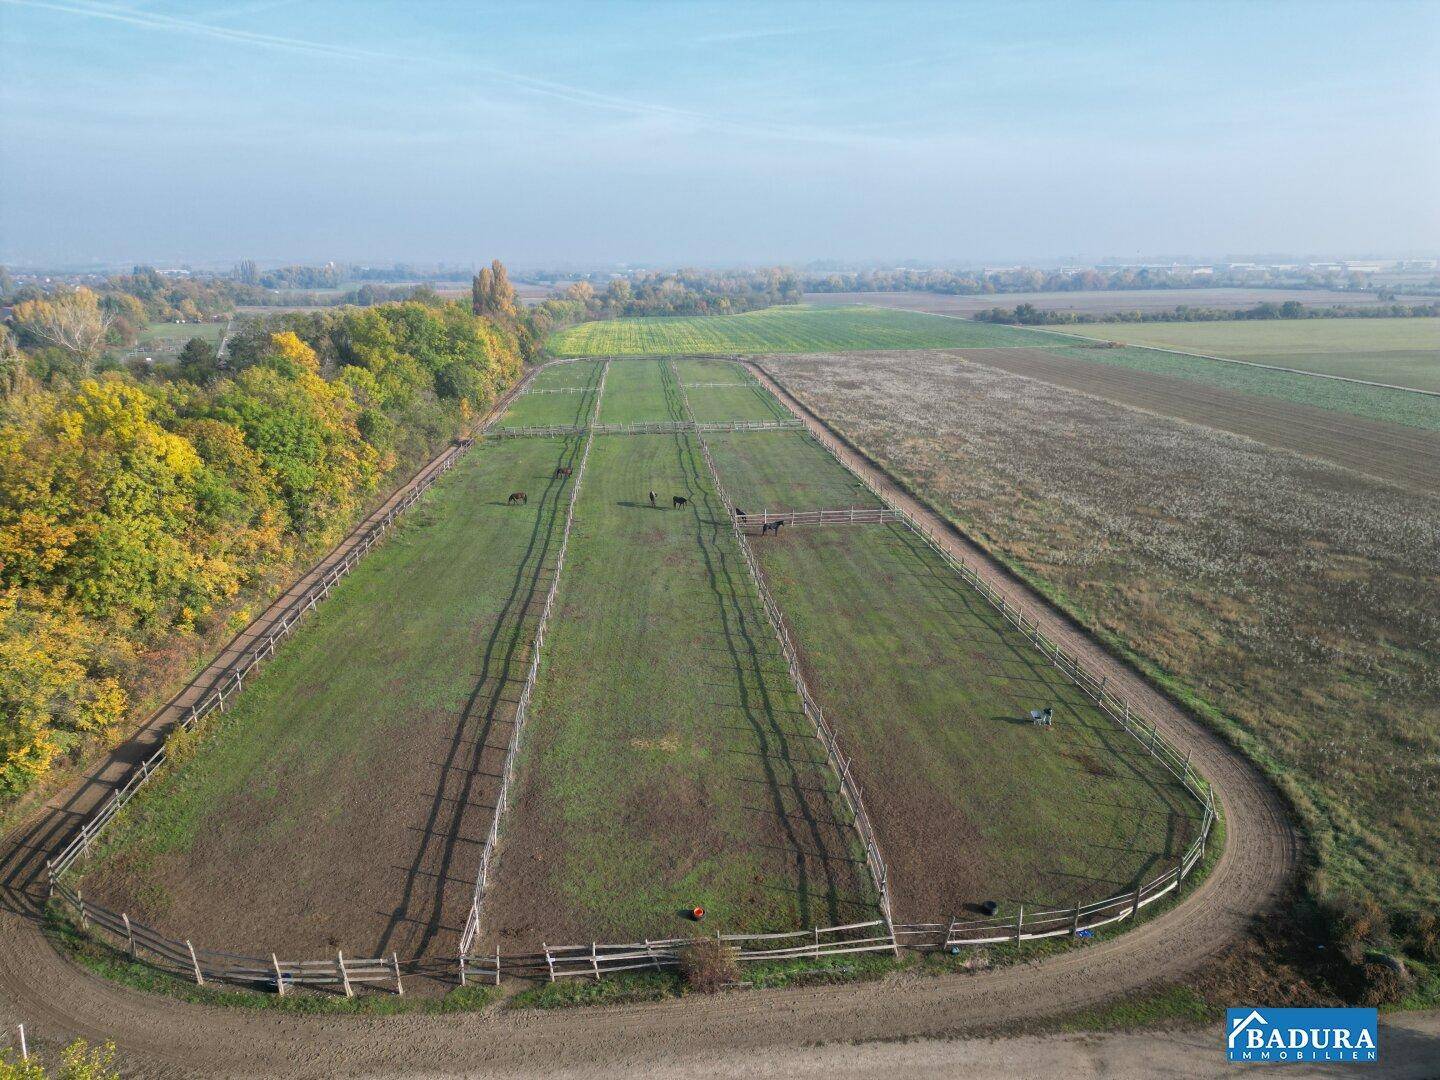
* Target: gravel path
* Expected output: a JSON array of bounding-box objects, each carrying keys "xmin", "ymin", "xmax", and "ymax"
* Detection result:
[{"xmin": 0, "ymin": 356, "xmax": 1321, "ymax": 1077}]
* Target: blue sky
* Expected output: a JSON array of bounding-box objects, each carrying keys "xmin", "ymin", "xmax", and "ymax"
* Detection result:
[{"xmin": 1, "ymin": 0, "xmax": 1437, "ymax": 267}]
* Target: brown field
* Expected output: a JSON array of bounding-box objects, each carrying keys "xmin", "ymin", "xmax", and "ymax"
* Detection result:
[
  {"xmin": 762, "ymin": 350, "xmax": 1440, "ymax": 914},
  {"xmin": 953, "ymin": 347, "xmax": 1440, "ymax": 495},
  {"xmin": 804, "ymin": 288, "xmax": 1396, "ymax": 315}
]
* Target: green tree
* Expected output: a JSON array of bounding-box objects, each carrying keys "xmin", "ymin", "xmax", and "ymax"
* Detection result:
[{"xmin": 178, "ymin": 336, "xmax": 220, "ymax": 386}]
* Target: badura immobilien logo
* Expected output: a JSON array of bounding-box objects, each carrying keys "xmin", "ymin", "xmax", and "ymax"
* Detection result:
[{"xmin": 1226, "ymin": 1008, "xmax": 1378, "ymax": 1063}]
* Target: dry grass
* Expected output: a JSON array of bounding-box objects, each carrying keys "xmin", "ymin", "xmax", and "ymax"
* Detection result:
[{"xmin": 765, "ymin": 350, "xmax": 1440, "ymax": 922}]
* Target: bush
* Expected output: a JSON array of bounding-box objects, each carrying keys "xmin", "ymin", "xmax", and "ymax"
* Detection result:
[
  {"xmin": 1318, "ymin": 893, "xmax": 1390, "ymax": 965},
  {"xmin": 678, "ymin": 937, "xmax": 739, "ymax": 994},
  {"xmin": 1356, "ymin": 957, "xmax": 1411, "ymax": 1007}
]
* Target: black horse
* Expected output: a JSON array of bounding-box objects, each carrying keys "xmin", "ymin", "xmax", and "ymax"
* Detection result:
[
  {"xmin": 672, "ymin": 495, "xmax": 689, "ymax": 509},
  {"xmin": 761, "ymin": 520, "xmax": 784, "ymax": 536}
]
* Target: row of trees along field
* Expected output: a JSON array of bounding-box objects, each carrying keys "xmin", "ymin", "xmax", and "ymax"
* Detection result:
[
  {"xmin": 0, "ymin": 284, "xmax": 526, "ymax": 807},
  {"xmin": 522, "ymin": 266, "xmax": 803, "ymax": 335},
  {"xmin": 973, "ymin": 299, "xmax": 1440, "ymax": 325},
  {"xmin": 801, "ymin": 266, "xmax": 1384, "ymax": 294}
]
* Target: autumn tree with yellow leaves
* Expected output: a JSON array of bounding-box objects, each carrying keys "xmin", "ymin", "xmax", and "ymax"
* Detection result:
[{"xmin": 0, "ymin": 300, "xmax": 522, "ymax": 801}]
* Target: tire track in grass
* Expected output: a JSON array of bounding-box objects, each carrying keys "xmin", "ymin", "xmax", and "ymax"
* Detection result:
[
  {"xmin": 376, "ymin": 435, "xmax": 585, "ymax": 957},
  {"xmin": 666, "ymin": 425, "xmax": 858, "ymax": 927}
]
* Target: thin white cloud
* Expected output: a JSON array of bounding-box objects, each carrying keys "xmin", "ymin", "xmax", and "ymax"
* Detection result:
[{"xmin": 2, "ymin": 0, "xmax": 881, "ymax": 146}]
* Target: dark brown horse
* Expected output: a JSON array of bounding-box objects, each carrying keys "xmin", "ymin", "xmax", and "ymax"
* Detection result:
[
  {"xmin": 508, "ymin": 491, "xmax": 527, "ymax": 505},
  {"xmin": 554, "ymin": 466, "xmax": 573, "ymax": 478}
]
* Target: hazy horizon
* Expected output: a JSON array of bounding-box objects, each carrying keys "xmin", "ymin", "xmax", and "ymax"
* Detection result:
[{"xmin": 3, "ymin": 0, "xmax": 1437, "ymax": 267}]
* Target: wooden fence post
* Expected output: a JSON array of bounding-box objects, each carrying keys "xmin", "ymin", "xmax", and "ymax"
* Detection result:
[
  {"xmin": 77, "ymin": 890, "xmax": 88, "ymax": 931},
  {"xmin": 272, "ymin": 954, "xmax": 285, "ymax": 996},
  {"xmin": 458, "ymin": 954, "xmax": 467, "ymax": 987},
  {"xmin": 392, "ymin": 952, "xmax": 404, "ymax": 996},
  {"xmin": 122, "ymin": 912, "xmax": 136, "ymax": 959},
  {"xmin": 495, "ymin": 946, "xmax": 501, "ymax": 987},
  {"xmin": 1071, "ymin": 905, "xmax": 1081, "ymax": 936},
  {"xmin": 1131, "ymin": 883, "xmax": 1142, "ymax": 920},
  {"xmin": 187, "ymin": 940, "xmax": 203, "ymax": 985},
  {"xmin": 813, "ymin": 926, "xmax": 821, "ymax": 958},
  {"xmin": 337, "ymin": 950, "xmax": 352, "ymax": 998},
  {"xmin": 1014, "ymin": 905, "xmax": 1024, "ymax": 946}
]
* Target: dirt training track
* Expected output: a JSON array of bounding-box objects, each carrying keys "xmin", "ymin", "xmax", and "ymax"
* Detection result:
[{"xmin": 0, "ymin": 357, "xmax": 1310, "ymax": 1077}]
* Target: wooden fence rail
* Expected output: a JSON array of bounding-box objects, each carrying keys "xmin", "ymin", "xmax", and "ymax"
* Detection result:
[
  {"xmin": 48, "ymin": 823, "xmax": 1206, "ymax": 992},
  {"xmin": 735, "ymin": 507, "xmax": 903, "ymax": 527},
  {"xmin": 491, "ymin": 419, "xmax": 804, "ymax": 439}
]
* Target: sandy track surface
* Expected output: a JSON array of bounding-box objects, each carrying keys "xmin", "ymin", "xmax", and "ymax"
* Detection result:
[
  {"xmin": 946, "ymin": 348, "xmax": 1440, "ymax": 495},
  {"xmin": 0, "ymin": 357, "xmax": 1327, "ymax": 1077}
]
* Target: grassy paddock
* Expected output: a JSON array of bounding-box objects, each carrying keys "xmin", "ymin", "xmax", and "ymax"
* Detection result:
[
  {"xmin": 757, "ymin": 521, "xmax": 1198, "ymax": 917},
  {"xmin": 673, "ymin": 358, "xmax": 792, "ymax": 423},
  {"xmin": 596, "ymin": 359, "xmax": 687, "ymax": 424},
  {"xmin": 706, "ymin": 430, "xmax": 882, "ymax": 512},
  {"xmin": 480, "ymin": 430, "xmax": 877, "ymax": 947},
  {"xmin": 494, "ymin": 360, "xmax": 604, "ymax": 428},
  {"xmin": 549, "ymin": 305, "xmax": 1057, "ymax": 356},
  {"xmin": 672, "ymin": 356, "xmax": 1196, "ymax": 917},
  {"xmin": 73, "ymin": 435, "xmax": 582, "ymax": 956}
]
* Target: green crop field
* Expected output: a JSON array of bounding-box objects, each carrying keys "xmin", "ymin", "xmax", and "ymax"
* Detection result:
[
  {"xmin": 548, "ymin": 304, "xmax": 1058, "ymax": 356},
  {"xmin": 1056, "ymin": 318, "xmax": 1440, "ymax": 393},
  {"xmin": 997, "ymin": 338, "xmax": 1440, "ymax": 432}
]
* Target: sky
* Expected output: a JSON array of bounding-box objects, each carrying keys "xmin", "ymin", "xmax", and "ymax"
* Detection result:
[{"xmin": 1, "ymin": 0, "xmax": 1438, "ymax": 269}]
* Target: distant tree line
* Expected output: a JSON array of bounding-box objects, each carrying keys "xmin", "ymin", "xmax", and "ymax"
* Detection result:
[
  {"xmin": 800, "ymin": 266, "xmax": 1385, "ymax": 295},
  {"xmin": 520, "ymin": 267, "xmax": 802, "ymax": 345},
  {"xmin": 973, "ymin": 300, "xmax": 1440, "ymax": 325},
  {"xmin": 0, "ymin": 276, "xmax": 526, "ymax": 804}
]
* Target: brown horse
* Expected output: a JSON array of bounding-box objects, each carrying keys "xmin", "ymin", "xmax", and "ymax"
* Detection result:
[
  {"xmin": 508, "ymin": 491, "xmax": 527, "ymax": 505},
  {"xmin": 554, "ymin": 466, "xmax": 573, "ymax": 478}
]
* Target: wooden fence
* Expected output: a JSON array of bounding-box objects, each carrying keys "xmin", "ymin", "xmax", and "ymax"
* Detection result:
[
  {"xmin": 735, "ymin": 507, "xmax": 903, "ymax": 527},
  {"xmin": 491, "ymin": 419, "xmax": 804, "ymax": 438},
  {"xmin": 456, "ymin": 360, "xmax": 610, "ymax": 962},
  {"xmin": 519, "ymin": 386, "xmax": 593, "ymax": 394},
  {"xmin": 47, "ymin": 371, "xmax": 535, "ymax": 881},
  {"xmin": 46, "ymin": 820, "xmax": 1207, "ymax": 994},
  {"xmin": 670, "ymin": 361, "xmax": 898, "ymax": 938}
]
